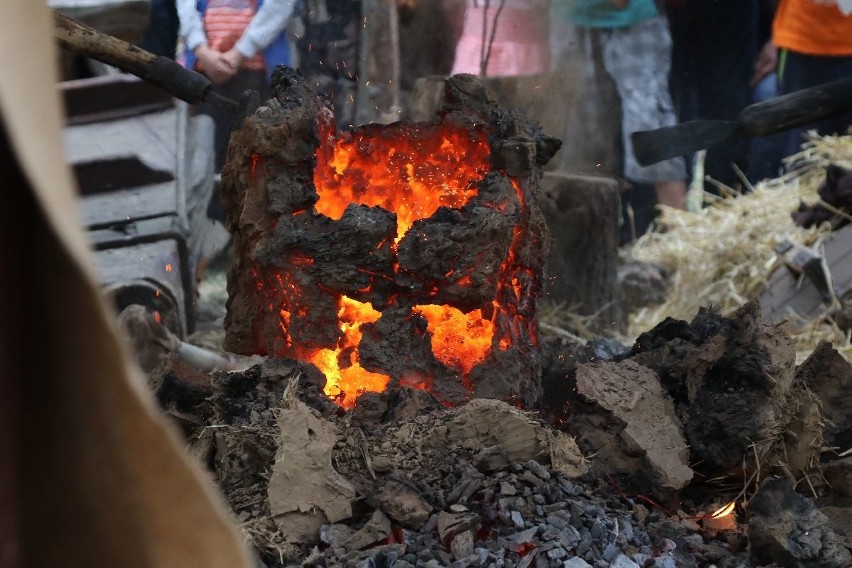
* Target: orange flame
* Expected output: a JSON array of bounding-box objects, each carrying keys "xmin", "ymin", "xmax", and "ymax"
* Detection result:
[
  {"xmin": 414, "ymin": 304, "xmax": 494, "ymax": 376},
  {"xmin": 313, "ymin": 122, "xmax": 491, "ymax": 240},
  {"xmin": 305, "ymin": 296, "xmax": 389, "ymax": 407},
  {"xmin": 711, "ymin": 502, "xmax": 736, "ymax": 519}
]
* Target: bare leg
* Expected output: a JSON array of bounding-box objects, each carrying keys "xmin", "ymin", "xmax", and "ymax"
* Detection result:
[{"xmin": 655, "ymin": 179, "xmax": 687, "ymax": 210}]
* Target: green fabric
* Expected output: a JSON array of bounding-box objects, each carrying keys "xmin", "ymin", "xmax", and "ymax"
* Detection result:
[{"xmin": 551, "ymin": 0, "xmax": 659, "ymax": 29}]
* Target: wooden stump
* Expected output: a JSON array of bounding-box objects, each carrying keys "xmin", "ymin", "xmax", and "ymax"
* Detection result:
[{"xmin": 541, "ymin": 172, "xmax": 625, "ymax": 334}]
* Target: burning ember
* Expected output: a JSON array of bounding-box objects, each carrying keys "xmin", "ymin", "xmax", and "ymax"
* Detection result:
[
  {"xmin": 313, "ymin": 121, "xmax": 492, "ymax": 240},
  {"xmin": 221, "ymin": 70, "xmax": 559, "ymax": 407},
  {"xmin": 710, "ymin": 501, "xmax": 736, "ymax": 519}
]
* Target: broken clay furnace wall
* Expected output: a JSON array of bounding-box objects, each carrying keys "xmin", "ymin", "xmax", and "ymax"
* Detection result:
[{"xmin": 221, "ymin": 69, "xmax": 559, "ymax": 407}]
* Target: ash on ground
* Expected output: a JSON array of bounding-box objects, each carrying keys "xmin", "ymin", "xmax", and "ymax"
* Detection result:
[
  {"xmin": 180, "ymin": 360, "xmax": 749, "ymax": 568},
  {"xmin": 143, "ymin": 271, "xmax": 852, "ymax": 568}
]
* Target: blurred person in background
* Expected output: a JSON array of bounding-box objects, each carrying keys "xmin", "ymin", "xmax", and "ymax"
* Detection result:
[
  {"xmin": 552, "ymin": 0, "xmax": 687, "ymax": 211},
  {"xmin": 291, "ymin": 0, "xmax": 361, "ymax": 128},
  {"xmin": 451, "ymin": 0, "xmax": 550, "ymax": 77},
  {"xmin": 752, "ymin": 0, "xmax": 852, "ymax": 161},
  {"xmin": 177, "ymin": 0, "xmax": 295, "ymax": 170},
  {"xmin": 747, "ymin": 0, "xmax": 785, "ymax": 182},
  {"xmin": 140, "ymin": 0, "xmax": 180, "ymax": 59},
  {"xmin": 666, "ymin": 0, "xmax": 759, "ymax": 190}
]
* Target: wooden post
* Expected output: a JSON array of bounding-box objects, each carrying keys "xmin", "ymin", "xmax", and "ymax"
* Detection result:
[{"xmin": 541, "ymin": 172, "xmax": 626, "ymax": 334}]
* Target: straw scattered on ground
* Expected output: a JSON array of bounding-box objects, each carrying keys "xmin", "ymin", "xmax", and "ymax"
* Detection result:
[{"xmin": 629, "ymin": 133, "xmax": 852, "ymax": 362}]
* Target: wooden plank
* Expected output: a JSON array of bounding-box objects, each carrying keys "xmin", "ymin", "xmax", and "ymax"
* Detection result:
[
  {"xmin": 61, "ymin": 74, "xmax": 173, "ymax": 125},
  {"xmin": 79, "ymin": 182, "xmax": 178, "ymax": 226},
  {"xmin": 760, "ymin": 224, "xmax": 852, "ymax": 322},
  {"xmin": 64, "ymin": 107, "xmax": 176, "ymax": 173}
]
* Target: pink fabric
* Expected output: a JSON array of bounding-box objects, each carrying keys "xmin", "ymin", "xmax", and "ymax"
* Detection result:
[
  {"xmin": 451, "ymin": 3, "xmax": 549, "ymax": 77},
  {"xmin": 203, "ymin": 0, "xmax": 266, "ymax": 70}
]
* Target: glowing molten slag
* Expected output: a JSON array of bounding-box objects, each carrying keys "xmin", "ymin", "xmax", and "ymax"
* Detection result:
[
  {"xmin": 279, "ymin": 120, "xmax": 509, "ymax": 408},
  {"xmin": 306, "ymin": 296, "xmax": 389, "ymax": 406},
  {"xmin": 313, "ymin": 122, "xmax": 491, "ymax": 239},
  {"xmin": 414, "ymin": 304, "xmax": 494, "ymax": 376},
  {"xmin": 312, "ymin": 301, "xmax": 496, "ymax": 407}
]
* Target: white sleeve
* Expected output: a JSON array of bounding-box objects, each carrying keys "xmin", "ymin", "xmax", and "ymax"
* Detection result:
[
  {"xmin": 176, "ymin": 0, "xmax": 207, "ymax": 52},
  {"xmin": 235, "ymin": 0, "xmax": 296, "ymax": 58}
]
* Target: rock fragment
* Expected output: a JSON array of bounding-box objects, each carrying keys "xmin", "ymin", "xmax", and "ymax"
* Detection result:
[{"xmin": 748, "ymin": 478, "xmax": 851, "ymax": 568}]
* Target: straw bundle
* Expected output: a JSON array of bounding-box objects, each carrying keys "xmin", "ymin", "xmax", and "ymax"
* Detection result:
[{"xmin": 629, "ymin": 133, "xmax": 852, "ymax": 362}]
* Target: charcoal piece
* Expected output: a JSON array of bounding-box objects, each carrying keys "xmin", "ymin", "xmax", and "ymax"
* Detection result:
[
  {"xmin": 682, "ymin": 302, "xmax": 797, "ymax": 476},
  {"xmin": 631, "ymin": 317, "xmax": 697, "ymax": 354},
  {"xmin": 749, "ymin": 478, "xmax": 851, "ymax": 568},
  {"xmin": 474, "ymin": 446, "xmax": 512, "ymax": 473},
  {"xmin": 350, "ymin": 391, "xmax": 388, "ymax": 425},
  {"xmin": 396, "ymin": 175, "xmax": 519, "ymax": 310},
  {"xmin": 343, "ymin": 510, "xmax": 392, "ymax": 551},
  {"xmin": 265, "ymin": 162, "xmax": 318, "ymax": 215},
  {"xmin": 793, "ymin": 164, "xmax": 852, "ymax": 229},
  {"xmin": 376, "ymin": 480, "xmax": 432, "ymax": 530},
  {"xmin": 357, "ymin": 306, "xmax": 467, "ymax": 406},
  {"xmin": 154, "ymin": 354, "xmax": 214, "ymax": 422},
  {"xmin": 795, "ymin": 341, "xmax": 852, "ymax": 450},
  {"xmin": 627, "ymin": 302, "xmax": 801, "ymax": 478}
]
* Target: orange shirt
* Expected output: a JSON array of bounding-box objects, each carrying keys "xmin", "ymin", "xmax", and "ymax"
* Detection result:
[{"xmin": 774, "ymin": 0, "xmax": 852, "ymax": 56}]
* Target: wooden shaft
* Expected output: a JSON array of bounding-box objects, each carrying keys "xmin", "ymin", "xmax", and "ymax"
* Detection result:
[
  {"xmin": 740, "ymin": 75, "xmax": 852, "ymax": 137},
  {"xmin": 52, "ymin": 9, "xmax": 226, "ymax": 107},
  {"xmin": 53, "ymin": 8, "xmax": 156, "ymax": 75}
]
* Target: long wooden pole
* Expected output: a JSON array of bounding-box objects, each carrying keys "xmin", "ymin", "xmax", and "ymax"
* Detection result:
[{"xmin": 52, "ymin": 9, "xmax": 236, "ymax": 110}]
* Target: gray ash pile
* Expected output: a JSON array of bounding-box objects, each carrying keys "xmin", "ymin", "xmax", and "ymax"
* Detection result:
[{"xmin": 174, "ymin": 360, "xmax": 748, "ymax": 568}]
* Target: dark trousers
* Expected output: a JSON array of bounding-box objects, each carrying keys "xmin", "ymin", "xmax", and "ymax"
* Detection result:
[
  {"xmin": 196, "ymin": 69, "xmax": 270, "ymax": 221},
  {"xmin": 139, "ymin": 0, "xmax": 179, "ymax": 59},
  {"xmin": 778, "ymin": 50, "xmax": 852, "ymax": 158},
  {"xmin": 197, "ymin": 69, "xmax": 270, "ymax": 172},
  {"xmin": 667, "ymin": 0, "xmax": 758, "ymax": 190}
]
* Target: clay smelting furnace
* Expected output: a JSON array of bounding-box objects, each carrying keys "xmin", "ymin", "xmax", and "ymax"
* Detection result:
[{"xmin": 221, "ymin": 70, "xmax": 560, "ymax": 408}]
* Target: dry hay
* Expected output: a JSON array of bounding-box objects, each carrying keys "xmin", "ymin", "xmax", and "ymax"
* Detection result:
[
  {"xmin": 539, "ymin": 300, "xmax": 602, "ymax": 343},
  {"xmin": 628, "ymin": 133, "xmax": 852, "ymax": 362}
]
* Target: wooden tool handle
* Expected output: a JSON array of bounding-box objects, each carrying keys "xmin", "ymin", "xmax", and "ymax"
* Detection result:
[
  {"xmin": 52, "ymin": 9, "xmax": 215, "ymax": 106},
  {"xmin": 740, "ymin": 75, "xmax": 852, "ymax": 137}
]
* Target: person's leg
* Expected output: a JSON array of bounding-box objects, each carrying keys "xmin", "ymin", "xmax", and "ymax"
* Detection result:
[
  {"xmin": 692, "ymin": 0, "xmax": 757, "ymax": 189},
  {"xmin": 779, "ymin": 51, "xmax": 852, "ymax": 158},
  {"xmin": 199, "ymin": 69, "xmax": 269, "ymax": 227},
  {"xmin": 748, "ymin": 73, "xmax": 785, "ymax": 182},
  {"xmin": 654, "ymin": 179, "xmax": 686, "ymax": 209},
  {"xmin": 139, "ymin": 0, "xmax": 179, "ymax": 59},
  {"xmin": 601, "ymin": 17, "xmax": 687, "ymax": 209},
  {"xmin": 204, "ymin": 69, "xmax": 270, "ymax": 172},
  {"xmin": 666, "ymin": 4, "xmax": 699, "ymax": 124},
  {"xmin": 665, "ymin": 5, "xmax": 698, "ymax": 186}
]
